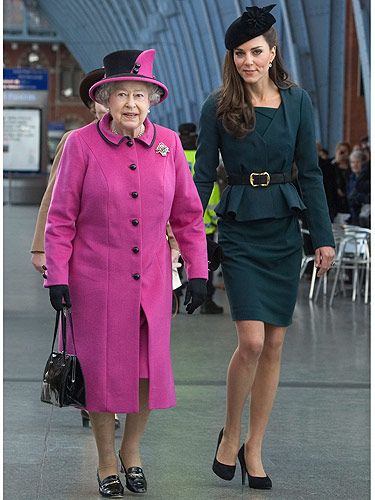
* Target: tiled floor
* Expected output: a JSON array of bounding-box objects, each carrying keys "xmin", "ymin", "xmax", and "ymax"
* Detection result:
[{"xmin": 4, "ymin": 205, "xmax": 370, "ymax": 499}]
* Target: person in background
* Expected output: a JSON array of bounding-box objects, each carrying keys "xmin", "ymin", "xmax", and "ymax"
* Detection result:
[
  {"xmin": 194, "ymin": 4, "xmax": 335, "ymax": 490},
  {"xmin": 200, "ymin": 180, "xmax": 223, "ymax": 314},
  {"xmin": 30, "ymin": 68, "xmax": 112, "ymax": 430},
  {"xmin": 178, "ymin": 122, "xmax": 197, "ymax": 171},
  {"xmin": 179, "ymin": 122, "xmax": 224, "ymax": 314},
  {"xmin": 347, "ymin": 150, "xmax": 370, "ymax": 225},
  {"xmin": 359, "ymin": 136, "xmax": 371, "ymax": 164},
  {"xmin": 165, "ymin": 123, "xmax": 200, "ymax": 314},
  {"xmin": 166, "ymin": 223, "xmax": 183, "ymax": 314},
  {"xmin": 332, "ymin": 142, "xmax": 351, "ymax": 215},
  {"xmin": 362, "ymin": 144, "xmax": 370, "ymax": 176},
  {"xmin": 360, "ymin": 136, "xmax": 369, "ymax": 151},
  {"xmin": 44, "ymin": 48, "xmax": 207, "ymax": 497},
  {"xmin": 31, "ymin": 68, "xmax": 107, "ymax": 274},
  {"xmin": 361, "ymin": 146, "xmax": 371, "ymax": 164},
  {"xmin": 317, "ymin": 143, "xmax": 337, "ymax": 222}
]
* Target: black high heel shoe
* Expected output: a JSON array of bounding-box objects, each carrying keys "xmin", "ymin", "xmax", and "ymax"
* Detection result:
[
  {"xmin": 212, "ymin": 428, "xmax": 236, "ymax": 480},
  {"xmin": 97, "ymin": 473, "xmax": 124, "ymax": 498},
  {"xmin": 118, "ymin": 451, "xmax": 147, "ymax": 494},
  {"xmin": 238, "ymin": 444, "xmax": 272, "ymax": 490}
]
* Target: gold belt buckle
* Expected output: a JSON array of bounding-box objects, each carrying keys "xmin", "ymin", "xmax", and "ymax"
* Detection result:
[{"xmin": 249, "ymin": 172, "xmax": 271, "ymax": 187}]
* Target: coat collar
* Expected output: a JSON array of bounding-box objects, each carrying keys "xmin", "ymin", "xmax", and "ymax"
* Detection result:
[{"xmin": 96, "ymin": 113, "xmax": 156, "ymax": 148}]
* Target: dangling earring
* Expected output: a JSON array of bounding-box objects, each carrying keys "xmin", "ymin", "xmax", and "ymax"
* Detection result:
[
  {"xmin": 269, "ymin": 62, "xmax": 273, "ymax": 68},
  {"xmin": 148, "ymin": 109, "xmax": 151, "ymax": 114}
]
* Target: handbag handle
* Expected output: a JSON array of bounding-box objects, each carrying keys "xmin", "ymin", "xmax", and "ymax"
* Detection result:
[
  {"xmin": 64, "ymin": 307, "xmax": 78, "ymax": 356},
  {"xmin": 50, "ymin": 309, "xmax": 61, "ymax": 353},
  {"xmin": 49, "ymin": 307, "xmax": 77, "ymax": 360}
]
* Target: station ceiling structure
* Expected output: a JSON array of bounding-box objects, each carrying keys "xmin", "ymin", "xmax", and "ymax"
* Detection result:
[{"xmin": 37, "ymin": 0, "xmax": 369, "ymax": 153}]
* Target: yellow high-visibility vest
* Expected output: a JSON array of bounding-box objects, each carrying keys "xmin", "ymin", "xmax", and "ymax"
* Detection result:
[
  {"xmin": 184, "ymin": 149, "xmax": 196, "ymax": 174},
  {"xmin": 185, "ymin": 149, "xmax": 220, "ymax": 235}
]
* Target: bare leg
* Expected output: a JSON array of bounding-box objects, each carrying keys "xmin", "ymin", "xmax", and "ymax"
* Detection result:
[
  {"xmin": 120, "ymin": 379, "xmax": 150, "ymax": 469},
  {"xmin": 89, "ymin": 412, "xmax": 117, "ymax": 480},
  {"xmin": 217, "ymin": 320, "xmax": 265, "ymax": 465},
  {"xmin": 245, "ymin": 324, "xmax": 286, "ymax": 476}
]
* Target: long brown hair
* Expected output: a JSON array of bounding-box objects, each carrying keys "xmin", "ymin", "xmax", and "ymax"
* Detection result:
[{"xmin": 217, "ymin": 27, "xmax": 295, "ymax": 138}]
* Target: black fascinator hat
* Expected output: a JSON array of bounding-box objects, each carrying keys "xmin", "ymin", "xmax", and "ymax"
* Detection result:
[{"xmin": 225, "ymin": 4, "xmax": 277, "ymax": 50}]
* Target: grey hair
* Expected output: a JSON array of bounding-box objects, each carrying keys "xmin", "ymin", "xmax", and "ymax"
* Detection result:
[
  {"xmin": 94, "ymin": 81, "xmax": 163, "ymax": 107},
  {"xmin": 349, "ymin": 150, "xmax": 366, "ymax": 163}
]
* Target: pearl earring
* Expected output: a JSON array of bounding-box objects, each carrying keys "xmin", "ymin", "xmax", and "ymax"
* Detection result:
[{"xmin": 148, "ymin": 109, "xmax": 151, "ymax": 114}]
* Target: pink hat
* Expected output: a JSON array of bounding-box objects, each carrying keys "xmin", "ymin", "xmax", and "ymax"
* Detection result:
[{"xmin": 89, "ymin": 49, "xmax": 168, "ymax": 104}]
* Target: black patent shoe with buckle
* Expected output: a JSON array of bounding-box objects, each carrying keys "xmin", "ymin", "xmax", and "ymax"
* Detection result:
[
  {"xmin": 97, "ymin": 473, "xmax": 124, "ymax": 498},
  {"xmin": 212, "ymin": 428, "xmax": 236, "ymax": 480},
  {"xmin": 118, "ymin": 452, "xmax": 147, "ymax": 494}
]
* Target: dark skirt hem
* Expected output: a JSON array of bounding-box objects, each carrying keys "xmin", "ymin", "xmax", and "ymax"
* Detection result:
[{"xmin": 230, "ymin": 312, "xmax": 292, "ymax": 327}]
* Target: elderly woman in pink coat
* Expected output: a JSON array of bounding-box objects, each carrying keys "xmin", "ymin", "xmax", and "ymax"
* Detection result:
[{"xmin": 44, "ymin": 48, "xmax": 208, "ymax": 498}]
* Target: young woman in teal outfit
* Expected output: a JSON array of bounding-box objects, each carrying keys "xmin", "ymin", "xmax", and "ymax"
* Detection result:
[{"xmin": 193, "ymin": 5, "xmax": 335, "ymax": 490}]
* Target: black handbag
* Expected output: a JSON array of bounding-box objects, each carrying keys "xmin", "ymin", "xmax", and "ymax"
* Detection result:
[
  {"xmin": 207, "ymin": 238, "xmax": 224, "ymax": 271},
  {"xmin": 41, "ymin": 308, "xmax": 86, "ymax": 408}
]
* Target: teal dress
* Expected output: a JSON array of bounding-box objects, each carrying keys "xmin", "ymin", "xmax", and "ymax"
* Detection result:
[{"xmin": 194, "ymin": 87, "xmax": 335, "ymax": 326}]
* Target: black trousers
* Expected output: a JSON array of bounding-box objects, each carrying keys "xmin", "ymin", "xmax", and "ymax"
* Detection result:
[{"xmin": 206, "ymin": 233, "xmax": 215, "ymax": 300}]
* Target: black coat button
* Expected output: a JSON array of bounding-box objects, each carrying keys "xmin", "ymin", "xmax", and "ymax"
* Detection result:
[
  {"xmin": 132, "ymin": 219, "xmax": 139, "ymax": 226},
  {"xmin": 132, "ymin": 273, "xmax": 140, "ymax": 280},
  {"xmin": 127, "ymin": 140, "xmax": 133, "ymax": 147},
  {"xmin": 129, "ymin": 164, "xmax": 137, "ymax": 170},
  {"xmin": 131, "ymin": 192, "xmax": 138, "ymax": 198},
  {"xmin": 132, "ymin": 246, "xmax": 139, "ymax": 253}
]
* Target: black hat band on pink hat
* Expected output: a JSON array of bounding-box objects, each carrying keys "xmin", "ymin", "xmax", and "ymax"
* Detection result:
[
  {"xmin": 225, "ymin": 4, "xmax": 276, "ymax": 50},
  {"xmin": 79, "ymin": 68, "xmax": 105, "ymax": 108},
  {"xmin": 89, "ymin": 49, "xmax": 168, "ymax": 105}
]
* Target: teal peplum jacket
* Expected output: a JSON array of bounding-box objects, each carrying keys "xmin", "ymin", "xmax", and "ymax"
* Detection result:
[{"xmin": 193, "ymin": 86, "xmax": 335, "ymax": 250}]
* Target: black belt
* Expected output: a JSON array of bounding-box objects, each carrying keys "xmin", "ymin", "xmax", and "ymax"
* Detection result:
[{"xmin": 227, "ymin": 172, "xmax": 292, "ymax": 187}]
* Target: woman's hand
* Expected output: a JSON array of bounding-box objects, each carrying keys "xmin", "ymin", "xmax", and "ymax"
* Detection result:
[
  {"xmin": 31, "ymin": 252, "xmax": 46, "ymax": 273},
  {"xmin": 171, "ymin": 249, "xmax": 180, "ymax": 265},
  {"xmin": 315, "ymin": 246, "xmax": 335, "ymax": 277},
  {"xmin": 48, "ymin": 285, "xmax": 71, "ymax": 310}
]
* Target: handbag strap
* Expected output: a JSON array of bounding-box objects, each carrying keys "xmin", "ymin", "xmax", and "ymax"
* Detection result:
[
  {"xmin": 61, "ymin": 309, "xmax": 67, "ymax": 355},
  {"xmin": 64, "ymin": 307, "xmax": 78, "ymax": 356},
  {"xmin": 50, "ymin": 309, "xmax": 67, "ymax": 359},
  {"xmin": 50, "ymin": 307, "xmax": 77, "ymax": 358},
  {"xmin": 50, "ymin": 309, "xmax": 61, "ymax": 353}
]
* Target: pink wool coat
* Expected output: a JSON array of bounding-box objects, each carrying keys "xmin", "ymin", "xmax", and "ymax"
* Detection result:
[{"xmin": 44, "ymin": 114, "xmax": 208, "ymax": 413}]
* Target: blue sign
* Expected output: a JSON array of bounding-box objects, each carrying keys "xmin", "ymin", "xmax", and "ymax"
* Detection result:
[
  {"xmin": 48, "ymin": 122, "xmax": 65, "ymax": 132},
  {"xmin": 3, "ymin": 68, "xmax": 48, "ymax": 91}
]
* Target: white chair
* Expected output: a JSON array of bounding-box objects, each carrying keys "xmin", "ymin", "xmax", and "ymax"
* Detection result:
[
  {"xmin": 341, "ymin": 226, "xmax": 370, "ymax": 303},
  {"xmin": 329, "ymin": 227, "xmax": 370, "ymax": 305}
]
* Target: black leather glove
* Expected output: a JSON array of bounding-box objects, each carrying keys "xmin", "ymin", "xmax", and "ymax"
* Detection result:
[
  {"xmin": 207, "ymin": 239, "xmax": 224, "ymax": 271},
  {"xmin": 48, "ymin": 285, "xmax": 71, "ymax": 311},
  {"xmin": 184, "ymin": 278, "xmax": 207, "ymax": 314}
]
